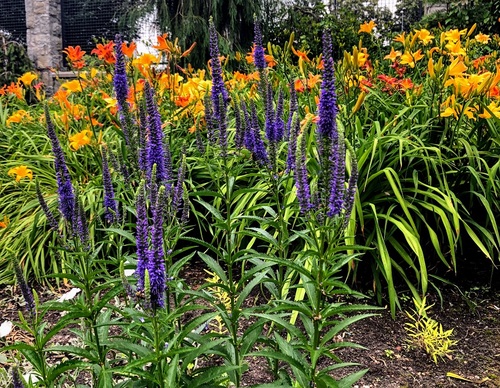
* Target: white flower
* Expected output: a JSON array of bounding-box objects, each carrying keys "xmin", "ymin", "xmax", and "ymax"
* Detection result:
[
  {"xmin": 23, "ymin": 371, "xmax": 41, "ymax": 383},
  {"xmin": 57, "ymin": 288, "xmax": 81, "ymax": 302},
  {"xmin": 124, "ymin": 269, "xmax": 135, "ymax": 277},
  {"xmin": 0, "ymin": 320, "xmax": 13, "ymax": 338}
]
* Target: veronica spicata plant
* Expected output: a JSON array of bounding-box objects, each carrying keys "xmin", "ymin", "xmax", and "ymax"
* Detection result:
[{"xmin": 249, "ymin": 31, "xmax": 376, "ymax": 387}]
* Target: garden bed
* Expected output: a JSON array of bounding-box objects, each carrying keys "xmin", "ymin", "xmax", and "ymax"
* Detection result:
[{"xmin": 2, "ymin": 274, "xmax": 499, "ymax": 387}]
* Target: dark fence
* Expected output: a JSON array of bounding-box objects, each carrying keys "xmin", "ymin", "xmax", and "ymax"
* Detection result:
[
  {"xmin": 61, "ymin": 0, "xmax": 125, "ymax": 53},
  {"xmin": 0, "ymin": 0, "xmax": 27, "ymax": 43}
]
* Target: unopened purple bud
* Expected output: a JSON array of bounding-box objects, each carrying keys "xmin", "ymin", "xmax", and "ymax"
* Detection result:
[
  {"xmin": 36, "ymin": 181, "xmax": 59, "ymax": 231},
  {"xmin": 286, "ymin": 84, "xmax": 298, "ymax": 139},
  {"xmin": 286, "ymin": 113, "xmax": 300, "ymax": 173},
  {"xmin": 102, "ymin": 147, "xmax": 119, "ymax": 224},
  {"xmin": 234, "ymin": 101, "xmax": 244, "ymax": 149},
  {"xmin": 295, "ymin": 132, "xmax": 312, "ymax": 214},
  {"xmin": 11, "ymin": 366, "xmax": 25, "ymax": 388},
  {"xmin": 13, "ymin": 260, "xmax": 35, "ymax": 319},
  {"xmin": 135, "ymin": 182, "xmax": 149, "ymax": 291}
]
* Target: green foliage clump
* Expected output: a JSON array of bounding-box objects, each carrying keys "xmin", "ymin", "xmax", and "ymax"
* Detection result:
[
  {"xmin": 0, "ymin": 32, "xmax": 33, "ymax": 86},
  {"xmin": 405, "ymin": 297, "xmax": 458, "ymax": 363},
  {"xmin": 421, "ymin": 0, "xmax": 500, "ymax": 34}
]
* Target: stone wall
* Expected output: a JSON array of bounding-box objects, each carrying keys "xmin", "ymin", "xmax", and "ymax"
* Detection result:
[{"xmin": 25, "ymin": 0, "xmax": 63, "ymax": 93}]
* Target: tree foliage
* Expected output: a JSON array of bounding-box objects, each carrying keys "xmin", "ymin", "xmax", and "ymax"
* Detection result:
[{"xmin": 121, "ymin": 0, "xmax": 260, "ymax": 68}]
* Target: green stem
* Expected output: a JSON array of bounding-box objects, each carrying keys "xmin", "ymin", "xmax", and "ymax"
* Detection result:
[{"xmin": 153, "ymin": 312, "xmax": 165, "ymax": 388}]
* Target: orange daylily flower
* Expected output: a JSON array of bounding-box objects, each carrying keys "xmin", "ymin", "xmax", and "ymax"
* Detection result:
[
  {"xmin": 359, "ymin": 21, "xmax": 376, "ymax": 34},
  {"xmin": 153, "ymin": 33, "xmax": 171, "ymax": 52},
  {"xmin": 91, "ymin": 42, "xmax": 115, "ymax": 64},
  {"xmin": 6, "ymin": 82, "xmax": 23, "ymax": 99},
  {"xmin": 294, "ymin": 79, "xmax": 305, "ymax": 93},
  {"xmin": 291, "ymin": 46, "xmax": 311, "ymax": 63},
  {"xmin": 265, "ymin": 54, "xmax": 277, "ymax": 67},
  {"xmin": 399, "ymin": 78, "xmax": 414, "ymax": 90},
  {"xmin": 69, "ymin": 129, "xmax": 93, "ymax": 150},
  {"xmin": 8, "ymin": 165, "xmax": 33, "ymax": 182},
  {"xmin": 121, "ymin": 41, "xmax": 137, "ymax": 58},
  {"xmin": 63, "ymin": 46, "xmax": 85, "ymax": 62},
  {"xmin": 133, "ymin": 53, "xmax": 159, "ymax": 67},
  {"xmin": 63, "ymin": 45, "xmax": 86, "ymax": 68},
  {"xmin": 307, "ymin": 73, "xmax": 321, "ymax": 89},
  {"xmin": 0, "ymin": 216, "xmax": 8, "ymax": 228}
]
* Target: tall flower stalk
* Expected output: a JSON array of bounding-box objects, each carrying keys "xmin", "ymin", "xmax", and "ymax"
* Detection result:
[{"xmin": 45, "ymin": 106, "xmax": 75, "ymax": 227}]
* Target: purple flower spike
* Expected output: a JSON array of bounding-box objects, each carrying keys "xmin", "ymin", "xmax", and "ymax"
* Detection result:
[
  {"xmin": 209, "ymin": 19, "xmax": 229, "ymax": 123},
  {"xmin": 45, "ymin": 107, "xmax": 75, "ymax": 226},
  {"xmin": 242, "ymin": 101, "xmax": 254, "ymax": 152},
  {"xmin": 145, "ymin": 82, "xmax": 168, "ymax": 184},
  {"xmin": 295, "ymin": 132, "xmax": 312, "ymax": 214},
  {"xmin": 113, "ymin": 35, "xmax": 129, "ymax": 113},
  {"xmin": 147, "ymin": 187, "xmax": 167, "ymax": 309},
  {"xmin": 135, "ymin": 182, "xmax": 149, "ymax": 291},
  {"xmin": 102, "ymin": 147, "xmax": 119, "ymax": 224},
  {"xmin": 251, "ymin": 102, "xmax": 269, "ymax": 166},
  {"xmin": 275, "ymin": 89, "xmax": 285, "ymax": 142},
  {"xmin": 317, "ymin": 31, "xmax": 338, "ymax": 141},
  {"xmin": 253, "ymin": 20, "xmax": 266, "ymax": 70},
  {"xmin": 138, "ymin": 104, "xmax": 148, "ymax": 174}
]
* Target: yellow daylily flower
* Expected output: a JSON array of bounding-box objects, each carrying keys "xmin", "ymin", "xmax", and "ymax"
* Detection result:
[
  {"xmin": 18, "ymin": 72, "xmax": 38, "ymax": 86},
  {"xmin": 359, "ymin": 21, "xmax": 377, "ymax": 34},
  {"xmin": 400, "ymin": 49, "xmax": 424, "ymax": 68},
  {"xmin": 8, "ymin": 165, "xmax": 33, "ymax": 182},
  {"xmin": 61, "ymin": 80, "xmax": 83, "ymax": 93},
  {"xmin": 475, "ymin": 33, "xmax": 491, "ymax": 44},
  {"xmin": 384, "ymin": 47, "xmax": 401, "ymax": 62},
  {"xmin": 443, "ymin": 28, "xmax": 466, "ymax": 42},
  {"xmin": 415, "ymin": 29, "xmax": 434, "ymax": 45},
  {"xmin": 69, "ymin": 129, "xmax": 93, "ymax": 150},
  {"xmin": 445, "ymin": 40, "xmax": 466, "ymax": 56},
  {"xmin": 448, "ymin": 58, "xmax": 467, "ymax": 77},
  {"xmin": 6, "ymin": 110, "xmax": 31, "ymax": 127},
  {"xmin": 479, "ymin": 101, "xmax": 500, "ymax": 119},
  {"xmin": 394, "ymin": 32, "xmax": 406, "ymax": 44}
]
